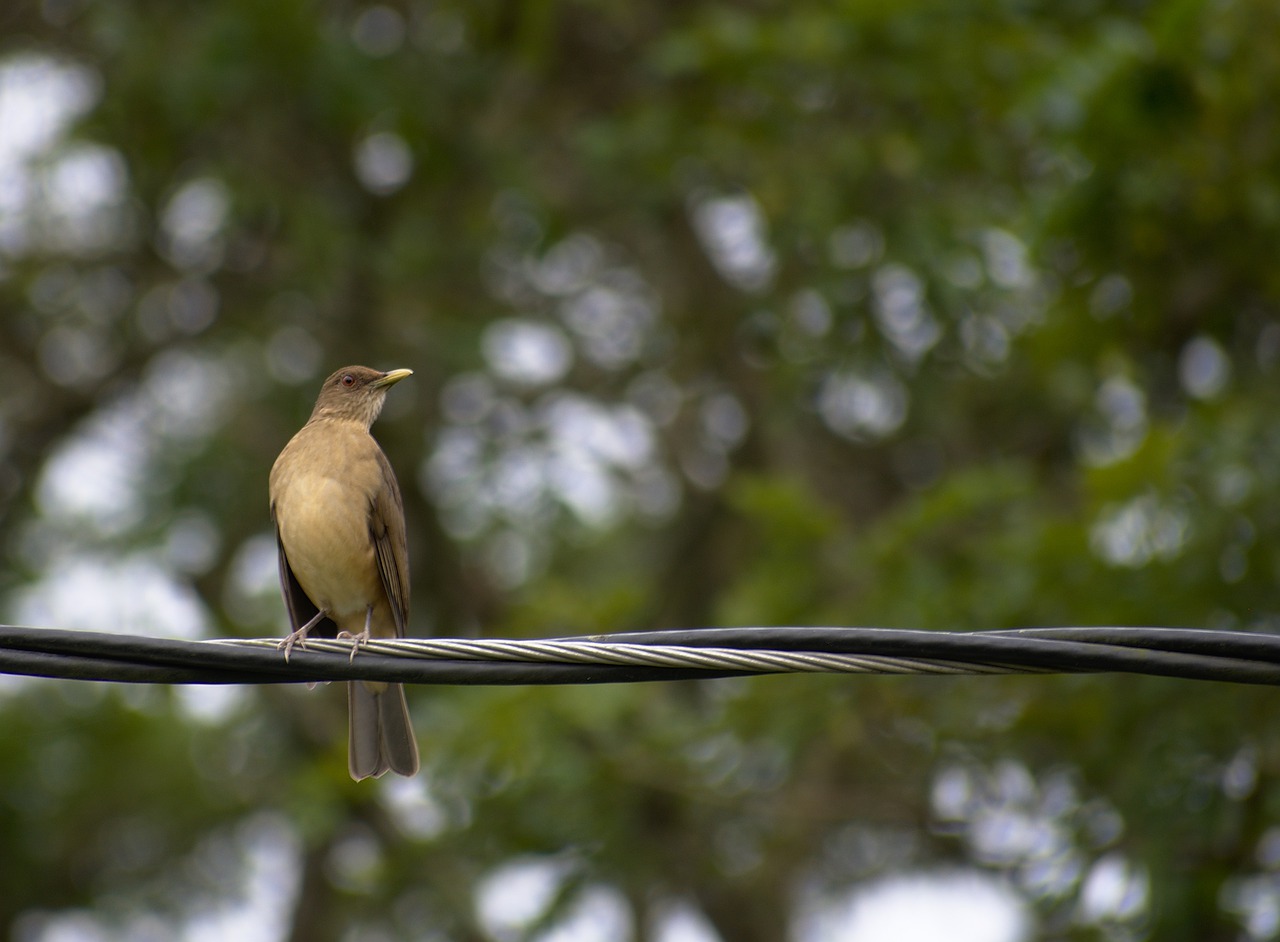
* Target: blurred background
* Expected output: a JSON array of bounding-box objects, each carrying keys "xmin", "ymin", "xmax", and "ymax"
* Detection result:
[{"xmin": 2, "ymin": 0, "xmax": 1280, "ymax": 939}]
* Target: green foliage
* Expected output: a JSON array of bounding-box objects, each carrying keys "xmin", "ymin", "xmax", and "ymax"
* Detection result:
[{"xmin": 4, "ymin": 0, "xmax": 1280, "ymax": 939}]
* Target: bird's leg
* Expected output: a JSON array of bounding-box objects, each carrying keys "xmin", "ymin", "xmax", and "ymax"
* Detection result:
[
  {"xmin": 338, "ymin": 605, "xmax": 373, "ymax": 663},
  {"xmin": 279, "ymin": 608, "xmax": 329, "ymax": 662}
]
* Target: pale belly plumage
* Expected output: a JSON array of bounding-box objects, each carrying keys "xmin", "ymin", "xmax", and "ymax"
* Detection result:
[{"xmin": 276, "ymin": 472, "xmax": 379, "ymax": 621}]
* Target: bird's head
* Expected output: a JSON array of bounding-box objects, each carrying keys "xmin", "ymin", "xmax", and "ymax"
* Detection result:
[{"xmin": 310, "ymin": 365, "xmax": 413, "ymax": 427}]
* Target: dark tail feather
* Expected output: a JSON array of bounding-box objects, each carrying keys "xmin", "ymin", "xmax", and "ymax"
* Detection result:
[
  {"xmin": 377, "ymin": 682, "xmax": 420, "ymax": 775},
  {"xmin": 348, "ymin": 682, "xmax": 420, "ymax": 780}
]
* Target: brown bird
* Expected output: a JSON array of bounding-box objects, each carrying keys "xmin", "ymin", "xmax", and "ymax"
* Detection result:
[{"xmin": 270, "ymin": 365, "xmax": 420, "ymax": 780}]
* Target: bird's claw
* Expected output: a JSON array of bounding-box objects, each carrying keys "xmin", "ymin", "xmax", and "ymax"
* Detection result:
[
  {"xmin": 338, "ymin": 629, "xmax": 370, "ymax": 663},
  {"xmin": 279, "ymin": 609, "xmax": 329, "ymax": 664},
  {"xmin": 278, "ymin": 629, "xmax": 308, "ymax": 663}
]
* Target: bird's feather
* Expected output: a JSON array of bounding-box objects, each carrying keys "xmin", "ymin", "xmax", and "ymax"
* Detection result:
[
  {"xmin": 348, "ymin": 679, "xmax": 418, "ymax": 779},
  {"xmin": 370, "ymin": 447, "xmax": 410, "ymax": 638},
  {"xmin": 273, "ymin": 502, "xmax": 337, "ymax": 638}
]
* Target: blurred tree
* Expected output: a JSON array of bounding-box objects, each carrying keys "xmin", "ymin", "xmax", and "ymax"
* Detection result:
[{"xmin": 3, "ymin": 0, "xmax": 1280, "ymax": 940}]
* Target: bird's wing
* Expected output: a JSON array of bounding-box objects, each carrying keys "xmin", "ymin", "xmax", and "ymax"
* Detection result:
[
  {"xmin": 272, "ymin": 501, "xmax": 334, "ymax": 637},
  {"xmin": 370, "ymin": 446, "xmax": 411, "ymax": 638}
]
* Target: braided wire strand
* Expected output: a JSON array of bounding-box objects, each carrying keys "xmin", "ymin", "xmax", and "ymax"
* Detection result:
[{"xmin": 237, "ymin": 636, "xmax": 1026, "ymax": 676}]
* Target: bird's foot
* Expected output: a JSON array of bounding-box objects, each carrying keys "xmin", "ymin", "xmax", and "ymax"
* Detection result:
[
  {"xmin": 337, "ymin": 606, "xmax": 375, "ymax": 663},
  {"xmin": 337, "ymin": 628, "xmax": 370, "ymax": 663},
  {"xmin": 279, "ymin": 629, "xmax": 307, "ymax": 662},
  {"xmin": 279, "ymin": 609, "xmax": 329, "ymax": 663}
]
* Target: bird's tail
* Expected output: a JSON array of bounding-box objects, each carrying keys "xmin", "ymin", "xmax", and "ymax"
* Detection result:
[{"xmin": 348, "ymin": 681, "xmax": 420, "ymax": 780}]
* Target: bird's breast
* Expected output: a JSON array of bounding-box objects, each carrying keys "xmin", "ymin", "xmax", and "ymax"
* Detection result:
[{"xmin": 275, "ymin": 471, "xmax": 381, "ymax": 620}]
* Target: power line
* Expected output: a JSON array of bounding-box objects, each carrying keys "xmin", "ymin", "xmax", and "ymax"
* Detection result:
[{"xmin": 3, "ymin": 624, "xmax": 1280, "ymax": 686}]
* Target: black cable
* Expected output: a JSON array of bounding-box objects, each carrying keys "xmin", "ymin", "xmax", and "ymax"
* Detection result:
[{"xmin": 6, "ymin": 624, "xmax": 1280, "ymax": 687}]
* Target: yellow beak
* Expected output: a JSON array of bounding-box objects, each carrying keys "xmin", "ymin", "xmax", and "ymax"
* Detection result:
[{"xmin": 371, "ymin": 368, "xmax": 413, "ymax": 388}]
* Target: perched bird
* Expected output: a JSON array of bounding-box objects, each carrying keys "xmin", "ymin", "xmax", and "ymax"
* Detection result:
[{"xmin": 270, "ymin": 365, "xmax": 420, "ymax": 780}]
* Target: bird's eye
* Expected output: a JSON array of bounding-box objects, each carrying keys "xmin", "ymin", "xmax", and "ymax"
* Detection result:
[{"xmin": 341, "ymin": 374, "xmax": 356, "ymax": 387}]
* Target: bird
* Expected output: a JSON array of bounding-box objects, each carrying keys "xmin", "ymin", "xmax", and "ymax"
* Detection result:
[{"xmin": 269, "ymin": 365, "xmax": 420, "ymax": 780}]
